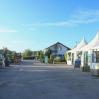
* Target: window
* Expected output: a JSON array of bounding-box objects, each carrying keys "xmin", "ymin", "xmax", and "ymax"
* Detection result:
[{"xmin": 58, "ymin": 46, "xmax": 62, "ymax": 51}]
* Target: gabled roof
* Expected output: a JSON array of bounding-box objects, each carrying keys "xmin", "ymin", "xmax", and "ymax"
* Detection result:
[
  {"xmin": 45, "ymin": 42, "xmax": 71, "ymax": 50},
  {"xmin": 76, "ymin": 37, "xmax": 87, "ymax": 50},
  {"xmin": 80, "ymin": 31, "xmax": 99, "ymax": 51},
  {"xmin": 68, "ymin": 37, "xmax": 87, "ymax": 53}
]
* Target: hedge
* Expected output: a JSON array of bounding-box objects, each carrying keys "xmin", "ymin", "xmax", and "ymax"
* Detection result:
[{"xmin": 23, "ymin": 56, "xmax": 35, "ymax": 60}]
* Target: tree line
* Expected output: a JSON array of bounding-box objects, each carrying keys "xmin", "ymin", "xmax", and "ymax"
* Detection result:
[{"xmin": 22, "ymin": 49, "xmax": 67, "ymax": 64}]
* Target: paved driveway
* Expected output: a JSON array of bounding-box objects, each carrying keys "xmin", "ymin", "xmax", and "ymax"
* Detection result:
[{"xmin": 0, "ymin": 60, "xmax": 99, "ymax": 99}]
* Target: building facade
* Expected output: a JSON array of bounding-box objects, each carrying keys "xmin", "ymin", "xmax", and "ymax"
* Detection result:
[{"xmin": 44, "ymin": 42, "xmax": 70, "ymax": 59}]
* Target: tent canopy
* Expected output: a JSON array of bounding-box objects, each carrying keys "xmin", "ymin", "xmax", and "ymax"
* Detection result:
[
  {"xmin": 91, "ymin": 45, "xmax": 99, "ymax": 50},
  {"xmin": 80, "ymin": 32, "xmax": 99, "ymax": 51},
  {"xmin": 68, "ymin": 37, "xmax": 87, "ymax": 53}
]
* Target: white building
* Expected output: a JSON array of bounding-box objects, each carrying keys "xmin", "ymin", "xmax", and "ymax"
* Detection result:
[{"xmin": 44, "ymin": 42, "xmax": 70, "ymax": 59}]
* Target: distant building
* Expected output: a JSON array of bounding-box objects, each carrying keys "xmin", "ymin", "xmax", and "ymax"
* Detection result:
[{"xmin": 44, "ymin": 42, "xmax": 71, "ymax": 59}]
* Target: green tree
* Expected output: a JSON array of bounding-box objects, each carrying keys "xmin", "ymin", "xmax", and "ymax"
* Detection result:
[
  {"xmin": 32, "ymin": 51, "xmax": 37, "ymax": 57},
  {"xmin": 45, "ymin": 48, "xmax": 51, "ymax": 58},
  {"xmin": 23, "ymin": 49, "xmax": 33, "ymax": 57},
  {"xmin": 64, "ymin": 52, "xmax": 67, "ymax": 61},
  {"xmin": 39, "ymin": 51, "xmax": 44, "ymax": 62}
]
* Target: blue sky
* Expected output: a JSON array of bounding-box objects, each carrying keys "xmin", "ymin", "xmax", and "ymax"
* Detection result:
[{"xmin": 0, "ymin": 0, "xmax": 99, "ymax": 52}]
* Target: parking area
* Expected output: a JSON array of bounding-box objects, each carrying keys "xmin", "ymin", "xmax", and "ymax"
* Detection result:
[{"xmin": 0, "ymin": 60, "xmax": 99, "ymax": 99}]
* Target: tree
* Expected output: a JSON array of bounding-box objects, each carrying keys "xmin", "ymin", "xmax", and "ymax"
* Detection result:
[
  {"xmin": 39, "ymin": 51, "xmax": 44, "ymax": 62},
  {"xmin": 64, "ymin": 52, "xmax": 67, "ymax": 61},
  {"xmin": 32, "ymin": 51, "xmax": 37, "ymax": 57},
  {"xmin": 45, "ymin": 48, "xmax": 51, "ymax": 58},
  {"xmin": 22, "ymin": 49, "xmax": 33, "ymax": 57},
  {"xmin": 32, "ymin": 51, "xmax": 41, "ymax": 59}
]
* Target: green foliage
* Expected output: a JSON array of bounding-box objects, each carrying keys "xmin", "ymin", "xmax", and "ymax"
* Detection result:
[
  {"xmin": 22, "ymin": 49, "xmax": 33, "ymax": 60},
  {"xmin": 39, "ymin": 51, "xmax": 44, "ymax": 62},
  {"xmin": 48, "ymin": 55, "xmax": 54, "ymax": 63},
  {"xmin": 54, "ymin": 56, "xmax": 61, "ymax": 62},
  {"xmin": 22, "ymin": 49, "xmax": 33, "ymax": 57},
  {"xmin": 61, "ymin": 57, "xmax": 66, "ymax": 62},
  {"xmin": 1, "ymin": 48, "xmax": 19, "ymax": 64},
  {"xmin": 32, "ymin": 50, "xmax": 44, "ymax": 60},
  {"xmin": 32, "ymin": 51, "xmax": 37, "ymax": 56},
  {"xmin": 66, "ymin": 52, "xmax": 72, "ymax": 60},
  {"xmin": 50, "ymin": 55, "xmax": 54, "ymax": 60},
  {"xmin": 52, "ymin": 56, "xmax": 66, "ymax": 64},
  {"xmin": 45, "ymin": 48, "xmax": 51, "ymax": 58},
  {"xmin": 64, "ymin": 52, "xmax": 67, "ymax": 61},
  {"xmin": 23, "ymin": 56, "xmax": 34, "ymax": 60}
]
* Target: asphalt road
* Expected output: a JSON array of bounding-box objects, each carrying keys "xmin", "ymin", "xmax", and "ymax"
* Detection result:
[{"xmin": 0, "ymin": 60, "xmax": 99, "ymax": 99}]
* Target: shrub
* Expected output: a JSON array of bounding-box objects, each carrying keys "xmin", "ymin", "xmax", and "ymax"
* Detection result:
[
  {"xmin": 22, "ymin": 49, "xmax": 33, "ymax": 58},
  {"xmin": 48, "ymin": 55, "xmax": 54, "ymax": 64},
  {"xmin": 23, "ymin": 56, "xmax": 35, "ymax": 60},
  {"xmin": 48, "ymin": 59, "xmax": 53, "ymax": 64},
  {"xmin": 54, "ymin": 56, "xmax": 61, "ymax": 62},
  {"xmin": 61, "ymin": 58, "xmax": 66, "ymax": 62},
  {"xmin": 64, "ymin": 52, "xmax": 67, "ymax": 61}
]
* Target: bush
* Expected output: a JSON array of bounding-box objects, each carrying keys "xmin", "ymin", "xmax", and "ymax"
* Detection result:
[
  {"xmin": 40, "ymin": 58, "xmax": 44, "ymax": 63},
  {"xmin": 48, "ymin": 59, "xmax": 53, "ymax": 64},
  {"xmin": 44, "ymin": 48, "xmax": 51, "ymax": 58},
  {"xmin": 64, "ymin": 52, "xmax": 67, "ymax": 61},
  {"xmin": 23, "ymin": 56, "xmax": 35, "ymax": 60},
  {"xmin": 54, "ymin": 56, "xmax": 61, "ymax": 62},
  {"xmin": 61, "ymin": 58, "xmax": 66, "ymax": 63},
  {"xmin": 22, "ymin": 49, "xmax": 33, "ymax": 58},
  {"xmin": 48, "ymin": 55, "xmax": 54, "ymax": 64}
]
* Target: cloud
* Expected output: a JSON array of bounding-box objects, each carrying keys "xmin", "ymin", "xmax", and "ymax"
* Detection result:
[
  {"xmin": 70, "ymin": 9, "xmax": 99, "ymax": 24},
  {"xmin": 0, "ymin": 28, "xmax": 17, "ymax": 33},
  {"xmin": 0, "ymin": 40, "xmax": 38, "ymax": 52},
  {"xmin": 22, "ymin": 9, "xmax": 99, "ymax": 27},
  {"xmin": 22, "ymin": 21, "xmax": 74, "ymax": 27}
]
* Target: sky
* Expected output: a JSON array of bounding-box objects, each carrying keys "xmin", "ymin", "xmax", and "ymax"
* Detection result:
[{"xmin": 0, "ymin": 0, "xmax": 99, "ymax": 52}]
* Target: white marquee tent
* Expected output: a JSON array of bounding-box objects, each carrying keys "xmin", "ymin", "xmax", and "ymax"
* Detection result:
[
  {"xmin": 67, "ymin": 37, "xmax": 87, "ymax": 65},
  {"xmin": 80, "ymin": 32, "xmax": 99, "ymax": 51},
  {"xmin": 80, "ymin": 32, "xmax": 99, "ymax": 67},
  {"xmin": 68, "ymin": 37, "xmax": 87, "ymax": 53}
]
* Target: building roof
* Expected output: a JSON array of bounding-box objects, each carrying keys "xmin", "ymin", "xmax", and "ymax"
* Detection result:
[{"xmin": 45, "ymin": 42, "xmax": 71, "ymax": 50}]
